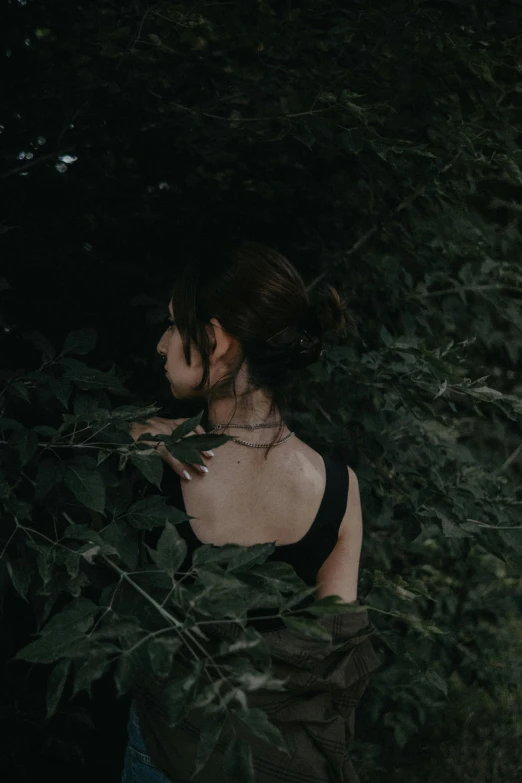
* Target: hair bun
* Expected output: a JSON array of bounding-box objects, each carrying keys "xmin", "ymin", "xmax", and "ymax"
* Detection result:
[{"xmin": 309, "ymin": 284, "xmax": 358, "ymax": 339}]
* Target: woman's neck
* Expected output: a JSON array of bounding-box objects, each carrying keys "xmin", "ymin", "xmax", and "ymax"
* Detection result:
[{"xmin": 207, "ymin": 389, "xmax": 281, "ymax": 431}]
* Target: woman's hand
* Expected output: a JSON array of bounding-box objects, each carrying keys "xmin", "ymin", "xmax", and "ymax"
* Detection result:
[{"xmin": 128, "ymin": 417, "xmax": 213, "ymax": 480}]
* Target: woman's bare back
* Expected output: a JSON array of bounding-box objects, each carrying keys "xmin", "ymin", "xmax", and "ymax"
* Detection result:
[{"xmin": 180, "ymin": 437, "xmax": 331, "ymax": 548}]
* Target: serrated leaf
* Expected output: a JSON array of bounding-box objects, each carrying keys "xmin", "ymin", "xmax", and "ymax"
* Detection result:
[
  {"xmin": 303, "ymin": 594, "xmax": 361, "ymax": 615},
  {"xmin": 169, "ymin": 441, "xmax": 205, "ymax": 466},
  {"xmin": 193, "ymin": 542, "xmax": 274, "ymax": 570},
  {"xmin": 440, "ymin": 515, "xmax": 471, "ymax": 538},
  {"xmin": 147, "ymin": 635, "xmax": 182, "ymax": 679},
  {"xmin": 37, "ymin": 547, "xmax": 55, "ymax": 586},
  {"xmin": 62, "ymin": 328, "xmax": 97, "ymax": 356},
  {"xmin": 61, "ymin": 359, "xmax": 127, "ymax": 394},
  {"xmin": 15, "ymin": 631, "xmax": 87, "ymax": 664},
  {"xmin": 193, "ymin": 708, "xmax": 228, "ymax": 776},
  {"xmin": 0, "ymin": 418, "xmax": 21, "ymax": 433},
  {"xmin": 425, "ymin": 668, "xmax": 448, "ymax": 697},
  {"xmin": 179, "ymin": 433, "xmax": 230, "ymax": 452},
  {"xmin": 235, "ymin": 707, "xmax": 289, "ymax": 754},
  {"xmin": 217, "ymin": 627, "xmax": 264, "ymax": 657},
  {"xmin": 46, "ymin": 658, "xmax": 71, "ymax": 719},
  {"xmin": 64, "ymin": 465, "xmax": 106, "ymax": 513},
  {"xmin": 129, "ymin": 452, "xmax": 163, "ymax": 488},
  {"xmin": 32, "ymin": 425, "xmax": 59, "ymax": 438},
  {"xmin": 153, "ymin": 522, "xmax": 187, "ymax": 577},
  {"xmin": 101, "ymin": 519, "xmax": 139, "ymax": 569},
  {"xmin": 169, "ymin": 412, "xmax": 204, "ymax": 441},
  {"xmin": 164, "ymin": 660, "xmax": 205, "ymax": 727},
  {"xmin": 72, "ymin": 646, "xmax": 113, "ymax": 698},
  {"xmin": 42, "ymin": 597, "xmax": 99, "ymax": 636},
  {"xmin": 34, "ymin": 458, "xmax": 64, "ymax": 500},
  {"xmin": 282, "ymin": 616, "xmax": 333, "ymax": 641},
  {"xmin": 6, "ymin": 559, "xmax": 31, "ymax": 600},
  {"xmin": 125, "ymin": 495, "xmax": 188, "ymax": 530},
  {"xmin": 114, "ymin": 654, "xmax": 137, "ymax": 696},
  {"xmin": 9, "ymin": 426, "xmax": 39, "ymax": 466},
  {"xmin": 16, "ymin": 599, "xmax": 99, "ymax": 663},
  {"xmin": 197, "ymin": 564, "xmax": 245, "ymax": 592},
  {"xmin": 24, "ymin": 330, "xmax": 56, "ymax": 360},
  {"xmin": 380, "ymin": 325, "xmax": 393, "ymax": 346},
  {"xmin": 46, "ymin": 378, "xmax": 72, "ymax": 408},
  {"xmin": 8, "ymin": 381, "xmax": 31, "ymax": 402},
  {"xmin": 223, "ymin": 735, "xmax": 254, "ymax": 783}
]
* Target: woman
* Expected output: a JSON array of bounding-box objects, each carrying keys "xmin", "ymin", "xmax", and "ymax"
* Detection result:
[{"xmin": 122, "ymin": 240, "xmax": 380, "ymax": 783}]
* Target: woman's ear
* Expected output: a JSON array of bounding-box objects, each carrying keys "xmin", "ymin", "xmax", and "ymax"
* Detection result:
[{"xmin": 207, "ymin": 318, "xmax": 239, "ymax": 363}]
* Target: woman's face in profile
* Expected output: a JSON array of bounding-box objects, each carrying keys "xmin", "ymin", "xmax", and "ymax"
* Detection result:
[{"xmin": 156, "ymin": 301, "xmax": 205, "ymax": 399}]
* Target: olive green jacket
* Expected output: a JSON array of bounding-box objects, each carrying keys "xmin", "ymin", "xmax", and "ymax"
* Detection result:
[{"xmin": 133, "ymin": 602, "xmax": 382, "ymax": 783}]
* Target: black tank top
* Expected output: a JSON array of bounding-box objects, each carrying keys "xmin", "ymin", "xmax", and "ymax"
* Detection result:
[{"xmin": 158, "ymin": 455, "xmax": 349, "ymax": 631}]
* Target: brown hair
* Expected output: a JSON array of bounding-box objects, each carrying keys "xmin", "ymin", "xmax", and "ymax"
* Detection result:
[{"xmin": 170, "ymin": 240, "xmax": 358, "ymax": 446}]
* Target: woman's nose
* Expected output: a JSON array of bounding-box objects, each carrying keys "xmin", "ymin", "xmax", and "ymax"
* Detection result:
[{"xmin": 156, "ymin": 336, "xmax": 166, "ymax": 356}]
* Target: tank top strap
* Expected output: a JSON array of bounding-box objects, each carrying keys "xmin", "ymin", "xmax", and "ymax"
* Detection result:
[{"xmin": 316, "ymin": 455, "xmax": 350, "ymax": 533}]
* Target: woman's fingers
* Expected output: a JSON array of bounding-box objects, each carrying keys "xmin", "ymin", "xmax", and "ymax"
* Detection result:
[
  {"xmin": 185, "ymin": 423, "xmax": 215, "ymax": 461},
  {"xmin": 130, "ymin": 417, "xmax": 214, "ymax": 479}
]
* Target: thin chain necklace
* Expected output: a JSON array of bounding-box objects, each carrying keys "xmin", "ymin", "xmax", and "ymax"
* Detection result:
[
  {"xmin": 209, "ymin": 421, "xmax": 282, "ymax": 431},
  {"xmin": 208, "ymin": 421, "xmax": 295, "ymax": 448}
]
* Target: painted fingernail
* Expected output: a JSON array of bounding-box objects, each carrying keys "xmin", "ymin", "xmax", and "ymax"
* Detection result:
[
  {"xmin": 182, "ymin": 470, "xmax": 192, "ymax": 480},
  {"xmin": 199, "ymin": 466, "xmax": 209, "ymax": 474},
  {"xmin": 204, "ymin": 450, "xmax": 215, "ymax": 457}
]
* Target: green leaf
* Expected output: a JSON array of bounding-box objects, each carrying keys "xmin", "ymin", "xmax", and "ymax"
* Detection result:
[
  {"xmin": 217, "ymin": 627, "xmax": 264, "ymax": 658},
  {"xmin": 42, "ymin": 597, "xmax": 99, "ymax": 635},
  {"xmin": 178, "ymin": 433, "xmax": 231, "ymax": 452},
  {"xmin": 440, "ymin": 515, "xmax": 472, "ymax": 538},
  {"xmin": 282, "ymin": 616, "xmax": 333, "ymax": 642},
  {"xmin": 193, "ymin": 708, "xmax": 228, "ymax": 777},
  {"xmin": 164, "ymin": 660, "xmax": 205, "ymax": 727},
  {"xmin": 147, "ymin": 635, "xmax": 182, "ymax": 678},
  {"xmin": 15, "ymin": 632, "xmax": 86, "ymax": 664},
  {"xmin": 72, "ymin": 646, "xmax": 114, "ymax": 698},
  {"xmin": 37, "ymin": 547, "xmax": 55, "ymax": 586},
  {"xmin": 168, "ymin": 441, "xmax": 204, "ymax": 466},
  {"xmin": 6, "ymin": 559, "xmax": 31, "ymax": 600},
  {"xmin": 32, "ymin": 425, "xmax": 59, "ymax": 438},
  {"xmin": 114, "ymin": 653, "xmax": 137, "ymax": 696},
  {"xmin": 169, "ymin": 412, "xmax": 204, "ymax": 441},
  {"xmin": 303, "ymin": 594, "xmax": 361, "ymax": 615},
  {"xmin": 0, "ymin": 469, "xmax": 10, "ymax": 499},
  {"xmin": 235, "ymin": 707, "xmax": 289, "ymax": 754},
  {"xmin": 223, "ymin": 735, "xmax": 254, "ymax": 783},
  {"xmin": 9, "ymin": 426, "xmax": 39, "ymax": 466},
  {"xmin": 8, "ymin": 381, "xmax": 31, "ymax": 402},
  {"xmin": 46, "ymin": 658, "xmax": 71, "ymax": 719},
  {"xmin": 126, "ymin": 495, "xmax": 188, "ymax": 530},
  {"xmin": 64, "ymin": 464, "xmax": 106, "ymax": 513},
  {"xmin": 24, "ymin": 330, "xmax": 56, "ymax": 360},
  {"xmin": 424, "ymin": 668, "xmax": 448, "ymax": 697},
  {"xmin": 61, "ymin": 359, "xmax": 127, "ymax": 394},
  {"xmin": 380, "ymin": 325, "xmax": 393, "ymax": 346},
  {"xmin": 34, "ymin": 458, "xmax": 65, "ymax": 500},
  {"xmin": 197, "ymin": 564, "xmax": 245, "ymax": 592},
  {"xmin": 63, "ymin": 550, "xmax": 80, "ymax": 578},
  {"xmin": 101, "ymin": 519, "xmax": 139, "ymax": 569},
  {"xmin": 16, "ymin": 599, "xmax": 99, "ymax": 663},
  {"xmin": 62, "ymin": 328, "xmax": 97, "ymax": 356},
  {"xmin": 193, "ymin": 542, "xmax": 275, "ymax": 570},
  {"xmin": 153, "ymin": 522, "xmax": 187, "ymax": 577},
  {"xmin": 46, "ymin": 378, "xmax": 72, "ymax": 408},
  {"xmin": 130, "ymin": 452, "xmax": 163, "ymax": 488}
]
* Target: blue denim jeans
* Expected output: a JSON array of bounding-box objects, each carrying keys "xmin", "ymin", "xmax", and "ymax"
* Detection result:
[{"xmin": 122, "ymin": 701, "xmax": 190, "ymax": 783}]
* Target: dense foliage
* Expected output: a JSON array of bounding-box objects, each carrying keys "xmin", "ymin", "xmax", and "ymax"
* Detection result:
[{"xmin": 1, "ymin": 0, "xmax": 522, "ymax": 780}]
